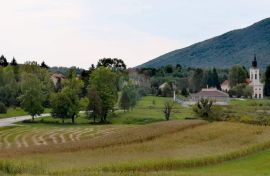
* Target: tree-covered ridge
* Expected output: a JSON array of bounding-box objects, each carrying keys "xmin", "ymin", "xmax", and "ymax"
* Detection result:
[{"xmin": 139, "ymin": 18, "xmax": 270, "ymax": 69}]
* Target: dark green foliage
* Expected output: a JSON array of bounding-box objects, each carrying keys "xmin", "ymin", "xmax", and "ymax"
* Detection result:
[
  {"xmin": 119, "ymin": 90, "xmax": 130, "ymax": 112},
  {"xmin": 164, "ymin": 65, "xmax": 173, "ymax": 73},
  {"xmin": 87, "ymin": 86, "xmax": 102, "ymax": 123},
  {"xmin": 10, "ymin": 58, "xmax": 18, "ymax": 66},
  {"xmin": 193, "ymin": 98, "xmax": 213, "ymax": 121},
  {"xmin": 163, "ymin": 101, "xmax": 174, "ymax": 121},
  {"xmin": 97, "ymin": 58, "xmax": 126, "ymax": 71},
  {"xmin": 51, "ymin": 92, "xmax": 72, "ymax": 123},
  {"xmin": 229, "ymin": 66, "xmax": 248, "ymax": 87},
  {"xmin": 119, "ymin": 84, "xmax": 140, "ymax": 111},
  {"xmin": 40, "ymin": 61, "xmax": 49, "ymax": 69},
  {"xmin": 264, "ymin": 65, "xmax": 270, "ymax": 96},
  {"xmin": 212, "ymin": 68, "xmax": 221, "ymax": 90},
  {"xmin": 51, "ymin": 74, "xmax": 82, "ymax": 124},
  {"xmin": 0, "ymin": 55, "xmax": 8, "ymax": 67},
  {"xmin": 89, "ymin": 67, "xmax": 118, "ymax": 123},
  {"xmin": 19, "ymin": 73, "xmax": 45, "ymax": 121},
  {"xmin": 0, "ymin": 67, "xmax": 19, "ymax": 107},
  {"xmin": 229, "ymin": 84, "xmax": 253, "ymax": 98},
  {"xmin": 181, "ymin": 88, "xmax": 189, "ymax": 97},
  {"xmin": 80, "ymin": 69, "xmax": 90, "ymax": 97},
  {"xmin": 189, "ymin": 68, "xmax": 205, "ymax": 92},
  {"xmin": 139, "ymin": 18, "xmax": 270, "ymax": 69},
  {"xmin": 0, "ymin": 102, "xmax": 7, "ymax": 114}
]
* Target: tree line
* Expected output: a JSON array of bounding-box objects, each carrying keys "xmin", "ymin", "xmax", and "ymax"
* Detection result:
[{"xmin": 0, "ymin": 56, "xmax": 144, "ymax": 124}]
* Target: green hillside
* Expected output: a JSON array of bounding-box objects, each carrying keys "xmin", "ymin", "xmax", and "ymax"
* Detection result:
[{"xmin": 139, "ymin": 18, "xmax": 270, "ymax": 68}]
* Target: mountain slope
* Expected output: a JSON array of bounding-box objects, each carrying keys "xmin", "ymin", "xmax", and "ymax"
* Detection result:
[{"xmin": 139, "ymin": 18, "xmax": 270, "ymax": 68}]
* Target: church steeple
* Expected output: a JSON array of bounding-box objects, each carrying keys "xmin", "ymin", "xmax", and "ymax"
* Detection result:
[{"xmin": 252, "ymin": 54, "xmax": 257, "ymax": 68}]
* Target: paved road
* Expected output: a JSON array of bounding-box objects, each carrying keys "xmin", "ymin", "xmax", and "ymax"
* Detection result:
[{"xmin": 0, "ymin": 114, "xmax": 50, "ymax": 127}]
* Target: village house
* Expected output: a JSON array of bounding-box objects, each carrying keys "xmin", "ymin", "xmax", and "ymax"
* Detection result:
[
  {"xmin": 51, "ymin": 73, "xmax": 65, "ymax": 87},
  {"xmin": 190, "ymin": 87, "xmax": 230, "ymax": 105}
]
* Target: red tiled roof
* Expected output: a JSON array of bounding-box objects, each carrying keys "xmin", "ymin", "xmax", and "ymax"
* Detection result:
[{"xmin": 191, "ymin": 88, "xmax": 229, "ymax": 98}]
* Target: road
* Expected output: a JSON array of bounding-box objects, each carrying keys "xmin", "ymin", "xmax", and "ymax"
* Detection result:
[{"xmin": 0, "ymin": 114, "xmax": 50, "ymax": 127}]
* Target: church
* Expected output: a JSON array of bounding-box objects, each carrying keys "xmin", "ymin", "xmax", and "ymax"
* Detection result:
[{"xmin": 249, "ymin": 55, "xmax": 264, "ymax": 99}]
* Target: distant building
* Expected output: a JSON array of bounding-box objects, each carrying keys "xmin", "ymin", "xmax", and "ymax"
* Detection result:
[
  {"xmin": 221, "ymin": 80, "xmax": 230, "ymax": 92},
  {"xmin": 51, "ymin": 73, "xmax": 65, "ymax": 87},
  {"xmin": 249, "ymin": 55, "xmax": 264, "ymax": 99},
  {"xmin": 190, "ymin": 88, "xmax": 230, "ymax": 105}
]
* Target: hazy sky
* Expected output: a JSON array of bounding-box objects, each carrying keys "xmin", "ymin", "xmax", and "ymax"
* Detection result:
[{"xmin": 0, "ymin": 0, "xmax": 269, "ymax": 68}]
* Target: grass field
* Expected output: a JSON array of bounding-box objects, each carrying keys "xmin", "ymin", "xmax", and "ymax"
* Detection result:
[
  {"xmin": 1, "ymin": 96, "xmax": 270, "ymax": 176},
  {"xmin": 0, "ymin": 108, "xmax": 51, "ymax": 119},
  {"xmin": 111, "ymin": 96, "xmax": 193, "ymax": 124}
]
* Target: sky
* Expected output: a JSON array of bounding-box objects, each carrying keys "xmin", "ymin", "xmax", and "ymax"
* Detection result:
[{"xmin": 0, "ymin": 0, "xmax": 269, "ymax": 68}]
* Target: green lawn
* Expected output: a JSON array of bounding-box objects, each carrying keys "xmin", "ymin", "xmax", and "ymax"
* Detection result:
[
  {"xmin": 0, "ymin": 107, "xmax": 27, "ymax": 119},
  {"xmin": 0, "ymin": 108, "xmax": 51, "ymax": 119},
  {"xmin": 173, "ymin": 149, "xmax": 270, "ymax": 176},
  {"xmin": 111, "ymin": 96, "xmax": 193, "ymax": 124}
]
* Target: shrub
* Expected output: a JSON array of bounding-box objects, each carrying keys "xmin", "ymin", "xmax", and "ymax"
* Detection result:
[
  {"xmin": 193, "ymin": 98, "xmax": 224, "ymax": 122},
  {"xmin": 163, "ymin": 101, "xmax": 174, "ymax": 121},
  {"xmin": 0, "ymin": 102, "xmax": 7, "ymax": 114}
]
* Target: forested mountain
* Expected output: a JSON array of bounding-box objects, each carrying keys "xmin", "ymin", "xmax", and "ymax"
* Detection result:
[{"xmin": 139, "ymin": 18, "xmax": 270, "ymax": 69}]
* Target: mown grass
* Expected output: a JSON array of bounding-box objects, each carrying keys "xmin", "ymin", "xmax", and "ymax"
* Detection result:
[
  {"xmin": 2, "ymin": 120, "xmax": 270, "ymax": 175},
  {"xmin": 112, "ymin": 96, "xmax": 193, "ymax": 124},
  {"xmin": 0, "ymin": 108, "xmax": 51, "ymax": 119}
]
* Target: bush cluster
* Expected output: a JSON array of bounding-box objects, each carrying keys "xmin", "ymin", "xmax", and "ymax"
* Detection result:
[{"xmin": 0, "ymin": 102, "xmax": 7, "ymax": 114}]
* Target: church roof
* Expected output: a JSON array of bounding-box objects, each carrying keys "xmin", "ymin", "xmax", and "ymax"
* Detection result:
[{"xmin": 252, "ymin": 54, "xmax": 257, "ymax": 68}]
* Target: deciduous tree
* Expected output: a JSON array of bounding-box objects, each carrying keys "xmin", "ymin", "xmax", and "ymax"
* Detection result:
[{"xmin": 19, "ymin": 73, "xmax": 44, "ymax": 121}]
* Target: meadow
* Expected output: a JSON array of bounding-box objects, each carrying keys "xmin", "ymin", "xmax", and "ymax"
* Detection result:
[{"xmin": 1, "ymin": 96, "xmax": 270, "ymax": 176}]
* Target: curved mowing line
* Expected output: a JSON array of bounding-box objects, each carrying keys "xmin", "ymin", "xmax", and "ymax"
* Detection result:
[
  {"xmin": 69, "ymin": 129, "xmax": 91, "ymax": 141},
  {"xmin": 74, "ymin": 128, "xmax": 94, "ymax": 141},
  {"xmin": 59, "ymin": 128, "xmax": 81, "ymax": 143},
  {"xmin": 21, "ymin": 128, "xmax": 43, "ymax": 147},
  {"xmin": 48, "ymin": 129, "xmax": 68, "ymax": 144},
  {"xmin": 14, "ymin": 129, "xmax": 32, "ymax": 148},
  {"xmin": 37, "ymin": 128, "xmax": 60, "ymax": 145},
  {"xmin": 0, "ymin": 128, "xmax": 26, "ymax": 149}
]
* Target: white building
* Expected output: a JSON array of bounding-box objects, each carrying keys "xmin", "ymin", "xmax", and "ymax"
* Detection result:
[
  {"xmin": 249, "ymin": 55, "xmax": 264, "ymax": 99},
  {"xmin": 221, "ymin": 80, "xmax": 230, "ymax": 92}
]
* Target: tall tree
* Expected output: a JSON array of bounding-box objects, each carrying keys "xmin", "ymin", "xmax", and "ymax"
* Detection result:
[
  {"xmin": 19, "ymin": 73, "xmax": 44, "ymax": 121},
  {"xmin": 97, "ymin": 58, "xmax": 126, "ymax": 71},
  {"xmin": 0, "ymin": 67, "xmax": 19, "ymax": 106},
  {"xmin": 212, "ymin": 68, "xmax": 221, "ymax": 90},
  {"xmin": 50, "ymin": 91, "xmax": 72, "ymax": 123},
  {"xmin": 264, "ymin": 65, "xmax": 270, "ymax": 96},
  {"xmin": 0, "ymin": 55, "xmax": 8, "ymax": 67},
  {"xmin": 87, "ymin": 86, "xmax": 102, "ymax": 123},
  {"xmin": 51, "ymin": 72, "xmax": 82, "ymax": 124},
  {"xmin": 189, "ymin": 68, "xmax": 205, "ymax": 92},
  {"xmin": 89, "ymin": 67, "xmax": 118, "ymax": 123},
  {"xmin": 119, "ymin": 90, "xmax": 130, "ymax": 112},
  {"xmin": 40, "ymin": 61, "xmax": 49, "ymax": 69},
  {"xmin": 229, "ymin": 65, "xmax": 248, "ymax": 87},
  {"xmin": 10, "ymin": 57, "xmax": 18, "ymax": 66}
]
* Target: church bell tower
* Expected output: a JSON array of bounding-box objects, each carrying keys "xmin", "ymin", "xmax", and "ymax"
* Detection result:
[{"xmin": 249, "ymin": 55, "xmax": 264, "ymax": 99}]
